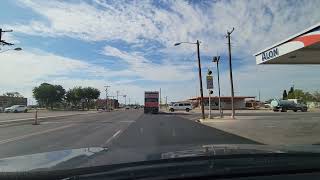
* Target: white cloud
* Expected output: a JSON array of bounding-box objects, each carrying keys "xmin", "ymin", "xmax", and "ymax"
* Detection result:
[
  {"xmin": 0, "ymin": 48, "xmax": 197, "ymax": 104},
  {"xmin": 3, "ymin": 0, "xmax": 320, "ymax": 103},
  {"xmin": 9, "ymin": 0, "xmax": 320, "ymax": 57},
  {"xmin": 102, "ymin": 45, "xmax": 195, "ymax": 81},
  {"xmin": 0, "ymin": 49, "xmax": 132, "ymax": 99}
]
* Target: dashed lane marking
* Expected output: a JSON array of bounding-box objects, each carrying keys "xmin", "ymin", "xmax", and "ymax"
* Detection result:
[{"xmin": 0, "ymin": 124, "xmax": 74, "ymax": 145}]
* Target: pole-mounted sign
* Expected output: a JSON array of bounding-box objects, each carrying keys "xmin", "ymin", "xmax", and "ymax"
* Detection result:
[{"xmin": 206, "ymin": 70, "xmax": 213, "ymax": 90}]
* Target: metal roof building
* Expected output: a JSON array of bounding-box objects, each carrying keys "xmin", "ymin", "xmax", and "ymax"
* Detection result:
[{"xmin": 188, "ymin": 96, "xmax": 255, "ymax": 110}]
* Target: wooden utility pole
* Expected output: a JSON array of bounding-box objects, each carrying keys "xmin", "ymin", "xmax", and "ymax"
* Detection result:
[{"xmin": 226, "ymin": 28, "xmax": 235, "ymax": 119}]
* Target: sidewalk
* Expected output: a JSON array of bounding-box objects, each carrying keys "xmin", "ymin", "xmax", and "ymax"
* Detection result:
[{"xmin": 198, "ymin": 112, "xmax": 320, "ymax": 145}]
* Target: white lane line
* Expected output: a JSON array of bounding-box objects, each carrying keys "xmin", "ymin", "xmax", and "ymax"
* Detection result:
[
  {"xmin": 104, "ymin": 129, "xmax": 122, "ymax": 145},
  {"xmin": 0, "ymin": 112, "xmax": 98, "ymax": 124},
  {"xmin": 119, "ymin": 120, "xmax": 136, "ymax": 123},
  {"xmin": 0, "ymin": 124, "xmax": 74, "ymax": 145}
]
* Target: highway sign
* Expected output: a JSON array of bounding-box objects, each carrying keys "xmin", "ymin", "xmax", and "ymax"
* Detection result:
[{"xmin": 206, "ymin": 75, "xmax": 213, "ymax": 89}]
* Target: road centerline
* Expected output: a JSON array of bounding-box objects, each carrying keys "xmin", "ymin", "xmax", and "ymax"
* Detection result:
[{"xmin": 104, "ymin": 129, "xmax": 122, "ymax": 146}]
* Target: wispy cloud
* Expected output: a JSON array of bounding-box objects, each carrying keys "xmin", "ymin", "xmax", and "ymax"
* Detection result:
[
  {"xmin": 10, "ymin": 0, "xmax": 320, "ymax": 57},
  {"xmin": 102, "ymin": 45, "xmax": 195, "ymax": 81},
  {"xmin": 2, "ymin": 0, "xmax": 320, "ymax": 103}
]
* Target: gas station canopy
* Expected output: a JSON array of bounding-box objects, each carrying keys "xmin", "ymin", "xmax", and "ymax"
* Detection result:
[{"xmin": 254, "ymin": 22, "xmax": 320, "ymax": 64}]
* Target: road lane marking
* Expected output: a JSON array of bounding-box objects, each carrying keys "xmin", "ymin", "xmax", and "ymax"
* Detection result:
[
  {"xmin": 119, "ymin": 120, "xmax": 136, "ymax": 123},
  {"xmin": 104, "ymin": 129, "xmax": 122, "ymax": 145},
  {"xmin": 0, "ymin": 124, "xmax": 74, "ymax": 145},
  {"xmin": 0, "ymin": 112, "xmax": 99, "ymax": 124}
]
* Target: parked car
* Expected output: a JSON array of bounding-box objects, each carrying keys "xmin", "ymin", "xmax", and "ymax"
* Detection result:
[
  {"xmin": 4, "ymin": 105, "xmax": 28, "ymax": 113},
  {"xmin": 169, "ymin": 102, "xmax": 192, "ymax": 112}
]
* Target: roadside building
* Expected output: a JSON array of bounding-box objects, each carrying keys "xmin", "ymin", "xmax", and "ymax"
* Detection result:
[
  {"xmin": 188, "ymin": 96, "xmax": 255, "ymax": 110},
  {"xmin": 96, "ymin": 99, "xmax": 119, "ymax": 109},
  {"xmin": 245, "ymin": 100, "xmax": 264, "ymax": 109},
  {"xmin": 0, "ymin": 96, "xmax": 27, "ymax": 109}
]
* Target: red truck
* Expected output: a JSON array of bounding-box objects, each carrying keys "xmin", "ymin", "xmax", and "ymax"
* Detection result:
[{"xmin": 144, "ymin": 91, "xmax": 159, "ymax": 114}]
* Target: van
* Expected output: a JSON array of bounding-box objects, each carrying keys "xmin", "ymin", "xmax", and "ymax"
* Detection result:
[{"xmin": 169, "ymin": 103, "xmax": 192, "ymax": 112}]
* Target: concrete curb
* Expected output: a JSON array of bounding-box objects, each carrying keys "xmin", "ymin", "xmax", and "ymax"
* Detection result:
[
  {"xmin": 198, "ymin": 117, "xmax": 239, "ymax": 123},
  {"xmin": 0, "ymin": 111, "xmax": 99, "ymax": 125}
]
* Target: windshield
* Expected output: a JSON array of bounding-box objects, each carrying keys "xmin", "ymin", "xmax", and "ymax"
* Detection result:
[{"xmin": 1, "ymin": 0, "xmax": 320, "ymax": 174}]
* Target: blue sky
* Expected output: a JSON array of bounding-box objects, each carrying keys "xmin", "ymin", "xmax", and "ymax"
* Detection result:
[{"xmin": 1, "ymin": 0, "xmax": 320, "ymax": 104}]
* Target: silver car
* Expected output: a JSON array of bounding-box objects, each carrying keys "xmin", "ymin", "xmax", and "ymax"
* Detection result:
[{"xmin": 4, "ymin": 105, "xmax": 28, "ymax": 113}]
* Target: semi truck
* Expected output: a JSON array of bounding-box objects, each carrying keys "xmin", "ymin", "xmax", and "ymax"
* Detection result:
[
  {"xmin": 271, "ymin": 99, "xmax": 307, "ymax": 112},
  {"xmin": 144, "ymin": 91, "xmax": 159, "ymax": 114}
]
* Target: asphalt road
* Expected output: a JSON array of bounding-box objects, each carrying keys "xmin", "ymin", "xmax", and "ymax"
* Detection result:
[{"xmin": 0, "ymin": 109, "xmax": 259, "ymax": 159}]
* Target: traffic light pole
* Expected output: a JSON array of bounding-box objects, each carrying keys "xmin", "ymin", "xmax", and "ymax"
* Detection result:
[
  {"xmin": 208, "ymin": 90, "xmax": 211, "ymax": 119},
  {"xmin": 216, "ymin": 61, "xmax": 222, "ymax": 118}
]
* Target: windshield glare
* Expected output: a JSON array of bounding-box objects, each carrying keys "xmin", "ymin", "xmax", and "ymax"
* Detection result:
[{"xmin": 0, "ymin": 0, "xmax": 320, "ymax": 174}]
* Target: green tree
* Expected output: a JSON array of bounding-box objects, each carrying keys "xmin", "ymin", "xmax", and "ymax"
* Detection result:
[
  {"xmin": 33, "ymin": 83, "xmax": 66, "ymax": 109},
  {"xmin": 82, "ymin": 87, "xmax": 100, "ymax": 110},
  {"xmin": 304, "ymin": 92, "xmax": 314, "ymax": 102},
  {"xmin": 287, "ymin": 86, "xmax": 295, "ymax": 99},
  {"xmin": 65, "ymin": 87, "xmax": 83, "ymax": 108},
  {"xmin": 3, "ymin": 92, "xmax": 23, "ymax": 97},
  {"xmin": 282, "ymin": 90, "xmax": 288, "ymax": 100},
  {"xmin": 313, "ymin": 91, "xmax": 320, "ymax": 102},
  {"xmin": 65, "ymin": 87, "xmax": 100, "ymax": 110}
]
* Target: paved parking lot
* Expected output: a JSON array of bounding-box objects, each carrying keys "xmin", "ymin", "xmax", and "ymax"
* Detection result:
[{"xmin": 193, "ymin": 111, "xmax": 320, "ymax": 145}]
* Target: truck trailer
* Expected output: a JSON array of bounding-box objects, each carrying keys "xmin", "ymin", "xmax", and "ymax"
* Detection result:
[{"xmin": 144, "ymin": 91, "xmax": 159, "ymax": 114}]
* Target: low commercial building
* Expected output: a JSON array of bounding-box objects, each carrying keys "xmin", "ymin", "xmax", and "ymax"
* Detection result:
[
  {"xmin": 0, "ymin": 96, "xmax": 27, "ymax": 108},
  {"xmin": 96, "ymin": 99, "xmax": 119, "ymax": 109},
  {"xmin": 188, "ymin": 96, "xmax": 255, "ymax": 110},
  {"xmin": 245, "ymin": 100, "xmax": 264, "ymax": 109}
]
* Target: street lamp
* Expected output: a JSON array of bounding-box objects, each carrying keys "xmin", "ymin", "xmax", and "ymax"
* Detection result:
[
  {"xmin": 0, "ymin": 47, "xmax": 22, "ymax": 53},
  {"xmin": 174, "ymin": 40, "xmax": 205, "ymax": 120},
  {"xmin": 213, "ymin": 56, "xmax": 222, "ymax": 118}
]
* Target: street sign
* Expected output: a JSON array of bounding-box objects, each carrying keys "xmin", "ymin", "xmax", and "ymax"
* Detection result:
[{"xmin": 206, "ymin": 75, "xmax": 213, "ymax": 89}]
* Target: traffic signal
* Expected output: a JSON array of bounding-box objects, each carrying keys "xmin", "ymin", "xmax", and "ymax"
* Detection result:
[
  {"xmin": 207, "ymin": 69, "xmax": 212, "ymax": 75},
  {"xmin": 209, "ymin": 90, "xmax": 213, "ymax": 94}
]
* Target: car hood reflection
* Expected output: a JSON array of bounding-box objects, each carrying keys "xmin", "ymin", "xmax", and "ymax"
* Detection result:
[
  {"xmin": 0, "ymin": 147, "xmax": 106, "ymax": 172},
  {"xmin": 1, "ymin": 144, "xmax": 320, "ymax": 172}
]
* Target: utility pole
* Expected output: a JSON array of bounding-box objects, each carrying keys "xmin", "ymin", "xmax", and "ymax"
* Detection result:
[
  {"xmin": 197, "ymin": 40, "xmax": 205, "ymax": 120},
  {"xmin": 226, "ymin": 28, "xmax": 235, "ymax": 119},
  {"xmin": 104, "ymin": 85, "xmax": 110, "ymax": 111},
  {"xmin": 258, "ymin": 90, "xmax": 261, "ymax": 102},
  {"xmin": 123, "ymin": 95, "xmax": 127, "ymax": 106}
]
